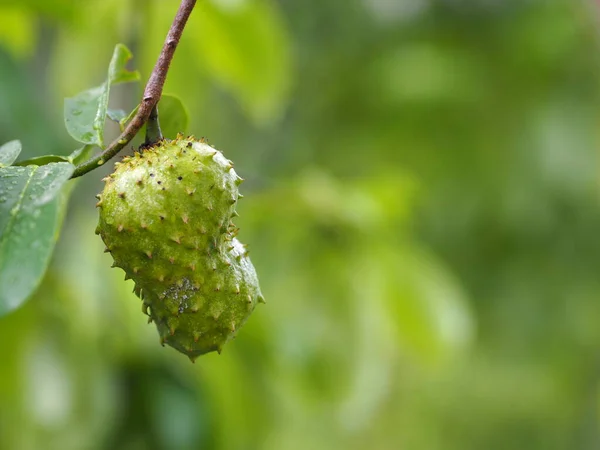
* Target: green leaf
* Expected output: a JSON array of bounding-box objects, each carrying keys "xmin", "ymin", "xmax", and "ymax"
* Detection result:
[
  {"xmin": 107, "ymin": 43, "xmax": 140, "ymax": 85},
  {"xmin": 64, "ymin": 85, "xmax": 104, "ymax": 145},
  {"xmin": 107, "ymin": 108, "xmax": 127, "ymax": 124},
  {"xmin": 64, "ymin": 43, "xmax": 140, "ymax": 146},
  {"xmin": 0, "ymin": 140, "xmax": 22, "ymax": 167},
  {"xmin": 95, "ymin": 43, "xmax": 140, "ymax": 145},
  {"xmin": 195, "ymin": 0, "xmax": 291, "ymax": 122},
  {"xmin": 13, "ymin": 145, "xmax": 96, "ymax": 168},
  {"xmin": 119, "ymin": 105, "xmax": 139, "ymax": 132},
  {"xmin": 0, "ymin": 162, "xmax": 75, "ymax": 316},
  {"xmin": 68, "ymin": 144, "xmax": 96, "ymax": 166},
  {"xmin": 158, "ymin": 94, "xmax": 189, "ymax": 138},
  {"xmin": 14, "ymin": 155, "xmax": 69, "ymax": 166}
]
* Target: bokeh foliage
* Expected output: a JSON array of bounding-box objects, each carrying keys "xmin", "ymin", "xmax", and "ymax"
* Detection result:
[{"xmin": 0, "ymin": 0, "xmax": 600, "ymax": 449}]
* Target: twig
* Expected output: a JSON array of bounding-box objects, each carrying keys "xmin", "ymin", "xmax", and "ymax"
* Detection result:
[
  {"xmin": 71, "ymin": 0, "xmax": 197, "ymax": 179},
  {"xmin": 144, "ymin": 104, "xmax": 163, "ymax": 147}
]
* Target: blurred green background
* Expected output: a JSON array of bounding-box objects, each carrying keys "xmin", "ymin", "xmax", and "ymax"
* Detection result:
[{"xmin": 1, "ymin": 0, "xmax": 600, "ymax": 448}]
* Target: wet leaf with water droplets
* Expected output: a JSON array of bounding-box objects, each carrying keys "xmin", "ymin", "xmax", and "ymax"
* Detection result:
[
  {"xmin": 64, "ymin": 43, "xmax": 140, "ymax": 146},
  {"xmin": 0, "ymin": 162, "xmax": 74, "ymax": 316},
  {"xmin": 0, "ymin": 140, "xmax": 22, "ymax": 167}
]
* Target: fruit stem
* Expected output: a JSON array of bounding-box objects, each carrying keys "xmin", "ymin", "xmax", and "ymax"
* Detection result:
[
  {"xmin": 70, "ymin": 0, "xmax": 197, "ymax": 179},
  {"xmin": 144, "ymin": 104, "xmax": 163, "ymax": 146}
]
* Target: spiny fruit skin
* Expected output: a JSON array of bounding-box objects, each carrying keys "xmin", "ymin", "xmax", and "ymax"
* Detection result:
[{"xmin": 96, "ymin": 136, "xmax": 264, "ymax": 361}]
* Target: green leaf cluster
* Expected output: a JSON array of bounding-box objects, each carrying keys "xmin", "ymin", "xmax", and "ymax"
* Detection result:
[{"xmin": 0, "ymin": 42, "xmax": 189, "ymax": 316}]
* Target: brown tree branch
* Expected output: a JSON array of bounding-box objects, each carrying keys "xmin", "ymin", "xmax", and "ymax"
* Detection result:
[{"xmin": 71, "ymin": 0, "xmax": 197, "ymax": 179}]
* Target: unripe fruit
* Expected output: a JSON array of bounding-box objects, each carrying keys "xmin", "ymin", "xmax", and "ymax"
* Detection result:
[{"xmin": 95, "ymin": 136, "xmax": 264, "ymax": 361}]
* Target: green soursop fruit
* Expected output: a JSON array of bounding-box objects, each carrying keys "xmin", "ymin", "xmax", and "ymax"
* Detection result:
[{"xmin": 95, "ymin": 136, "xmax": 264, "ymax": 361}]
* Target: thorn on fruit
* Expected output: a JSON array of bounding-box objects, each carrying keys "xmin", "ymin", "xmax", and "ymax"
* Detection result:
[
  {"xmin": 169, "ymin": 257, "xmax": 175, "ymax": 264},
  {"xmin": 181, "ymin": 214, "xmax": 189, "ymax": 224},
  {"xmin": 145, "ymin": 250, "xmax": 152, "ymax": 259},
  {"xmin": 117, "ymin": 224, "xmax": 124, "ymax": 232}
]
